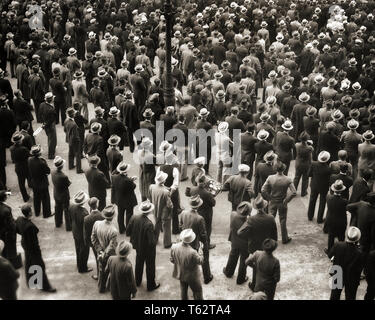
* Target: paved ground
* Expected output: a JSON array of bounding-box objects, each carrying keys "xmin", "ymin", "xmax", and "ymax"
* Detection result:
[{"xmin": 3, "ymin": 77, "xmax": 368, "ymax": 300}]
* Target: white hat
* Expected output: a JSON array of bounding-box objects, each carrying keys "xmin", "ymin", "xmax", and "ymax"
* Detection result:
[
  {"xmin": 180, "ymin": 228, "xmax": 196, "ymax": 244},
  {"xmin": 318, "ymin": 151, "xmax": 330, "ymax": 163},
  {"xmin": 238, "ymin": 164, "xmax": 250, "ymax": 173},
  {"xmin": 218, "ymin": 122, "xmax": 229, "ymax": 133},
  {"xmin": 193, "ymin": 157, "xmax": 206, "ymax": 165},
  {"xmin": 155, "ymin": 171, "xmax": 168, "ymax": 184},
  {"xmin": 257, "ymin": 129, "xmax": 269, "ymax": 141}
]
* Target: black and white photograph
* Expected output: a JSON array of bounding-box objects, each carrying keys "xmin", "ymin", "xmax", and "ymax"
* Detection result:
[{"xmin": 0, "ymin": 0, "xmax": 375, "ymax": 306}]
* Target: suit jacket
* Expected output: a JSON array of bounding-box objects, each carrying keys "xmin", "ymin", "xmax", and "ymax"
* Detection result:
[
  {"xmin": 317, "ymin": 130, "xmax": 340, "ymax": 161},
  {"xmin": 0, "ymin": 256, "xmax": 19, "ymax": 297},
  {"xmin": 107, "ymin": 118, "xmax": 126, "ymax": 138},
  {"xmin": 254, "ymin": 162, "xmax": 276, "ymax": 195},
  {"xmin": 126, "ymin": 213, "xmax": 156, "ymax": 253},
  {"xmin": 223, "ymin": 175, "xmax": 254, "ymax": 208},
  {"xmin": 309, "ymin": 161, "xmax": 331, "ymax": 191},
  {"xmin": 170, "ymin": 242, "xmax": 203, "ymax": 282},
  {"xmin": 349, "ymin": 178, "xmax": 370, "ymax": 204},
  {"xmin": 10, "ymin": 144, "xmax": 29, "ymax": 175},
  {"xmin": 0, "ymin": 107, "xmax": 16, "ymax": 148},
  {"xmin": 327, "ymin": 242, "xmax": 364, "ymax": 287},
  {"xmin": 238, "ymin": 212, "xmax": 278, "ymax": 253},
  {"xmin": 106, "ymin": 256, "xmax": 137, "ymax": 300},
  {"xmin": 329, "ymin": 173, "xmax": 353, "ymax": 199},
  {"xmin": 228, "ymin": 211, "xmax": 248, "ymax": 250},
  {"xmin": 83, "ymin": 210, "xmax": 104, "ymax": 247},
  {"xmin": 64, "ymin": 118, "xmax": 80, "ymax": 146},
  {"xmin": 240, "ymin": 132, "xmax": 257, "ymax": 163},
  {"xmin": 149, "ymin": 184, "xmax": 173, "ymax": 221},
  {"xmin": 83, "ymin": 133, "xmax": 105, "ymax": 158},
  {"xmin": 254, "ymin": 141, "xmax": 273, "ymax": 163},
  {"xmin": 274, "ymin": 131, "xmax": 295, "ymax": 163},
  {"xmin": 185, "ymin": 186, "xmax": 216, "ymax": 221},
  {"xmin": 180, "ymin": 210, "xmax": 208, "ymax": 250},
  {"xmin": 325, "ymin": 194, "xmax": 348, "ymax": 236},
  {"xmin": 111, "ymin": 174, "xmax": 138, "ymax": 208},
  {"xmin": 106, "ymin": 147, "xmax": 123, "ymax": 173},
  {"xmin": 51, "ymin": 170, "xmax": 71, "ymax": 203},
  {"xmin": 69, "ymin": 204, "xmax": 89, "ymax": 243},
  {"xmin": 85, "ymin": 167, "xmax": 108, "ymax": 200},
  {"xmin": 28, "ymin": 157, "xmax": 50, "ymax": 190},
  {"xmin": 39, "ymin": 102, "xmax": 56, "ymax": 128},
  {"xmin": 49, "ymin": 77, "xmax": 66, "ymax": 103}
]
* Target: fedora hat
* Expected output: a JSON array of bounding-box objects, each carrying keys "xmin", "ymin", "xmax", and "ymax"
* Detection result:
[
  {"xmin": 363, "ymin": 130, "xmax": 375, "ymax": 141},
  {"xmin": 348, "ymin": 58, "xmax": 357, "ymax": 66},
  {"xmin": 331, "ymin": 110, "xmax": 343, "ymax": 121},
  {"xmin": 216, "ymin": 90, "xmax": 225, "ymax": 99},
  {"xmin": 109, "ymin": 106, "xmax": 120, "ymax": 116},
  {"xmin": 238, "ymin": 164, "xmax": 250, "ymax": 173},
  {"xmin": 299, "ymin": 92, "xmax": 310, "ymax": 102},
  {"xmin": 352, "ymin": 82, "xmax": 361, "ymax": 90},
  {"xmin": 155, "ymin": 171, "xmax": 168, "ymax": 184},
  {"xmin": 257, "ymin": 129, "xmax": 269, "ymax": 141},
  {"xmin": 116, "ymin": 161, "xmax": 130, "ymax": 174},
  {"xmin": 117, "ymin": 240, "xmax": 132, "ymax": 257},
  {"xmin": 349, "ymin": 108, "xmax": 360, "ymax": 119},
  {"xmin": 193, "ymin": 157, "xmax": 206, "ymax": 165},
  {"xmin": 102, "ymin": 204, "xmax": 116, "ymax": 219},
  {"xmin": 53, "ymin": 156, "xmax": 65, "ymax": 168},
  {"xmin": 214, "ymin": 72, "xmax": 223, "ymax": 79},
  {"xmin": 30, "ymin": 144, "xmax": 42, "ymax": 156},
  {"xmin": 139, "ymin": 200, "xmax": 155, "ymax": 214},
  {"xmin": 260, "ymin": 21, "xmax": 268, "ymax": 28},
  {"xmin": 341, "ymin": 95, "xmax": 352, "ymax": 105},
  {"xmin": 68, "ymin": 47, "xmax": 77, "ymax": 55},
  {"xmin": 331, "ymin": 179, "xmax": 346, "ymax": 192},
  {"xmin": 66, "ymin": 107, "xmax": 76, "ymax": 118},
  {"xmin": 314, "ymin": 74, "xmax": 324, "ymax": 84},
  {"xmin": 143, "ymin": 108, "xmax": 154, "ymax": 118},
  {"xmin": 346, "ymin": 226, "xmax": 361, "ymax": 243},
  {"xmin": 268, "ymin": 70, "xmax": 277, "ymax": 79},
  {"xmin": 264, "ymin": 150, "xmax": 276, "ymax": 163},
  {"xmin": 282, "ymin": 82, "xmax": 292, "ymax": 91},
  {"xmin": 276, "ymin": 33, "xmax": 284, "ymax": 41},
  {"xmin": 11, "ymin": 131, "xmax": 24, "ymax": 144},
  {"xmin": 90, "ymin": 122, "xmax": 102, "ymax": 133},
  {"xmin": 73, "ymin": 70, "xmax": 84, "ymax": 79},
  {"xmin": 259, "ymin": 113, "xmax": 271, "ymax": 122},
  {"xmin": 180, "ymin": 228, "xmax": 196, "ymax": 244},
  {"xmin": 254, "ymin": 195, "xmax": 267, "ymax": 210},
  {"xmin": 327, "ymin": 78, "xmax": 338, "ymax": 86},
  {"xmin": 97, "ymin": 69, "xmax": 107, "ymax": 78},
  {"xmin": 94, "ymin": 106, "xmax": 104, "ymax": 116},
  {"xmin": 347, "ymin": 119, "xmax": 359, "ymax": 130},
  {"xmin": 318, "ymin": 151, "xmax": 330, "ymax": 163},
  {"xmin": 266, "ymin": 96, "xmax": 277, "ymax": 105},
  {"xmin": 135, "ymin": 64, "xmax": 144, "ymax": 72},
  {"xmin": 306, "ymin": 106, "xmax": 317, "ymax": 116},
  {"xmin": 73, "ymin": 191, "xmax": 89, "ymax": 205},
  {"xmin": 262, "ymin": 238, "xmax": 278, "ymax": 252},
  {"xmin": 45, "ymin": 92, "xmax": 54, "ymax": 100},
  {"xmin": 236, "ymin": 202, "xmax": 252, "ymax": 216},
  {"xmin": 281, "ymin": 120, "xmax": 293, "ymax": 131},
  {"xmin": 140, "ymin": 137, "xmax": 153, "ymax": 148},
  {"xmin": 199, "ymin": 108, "xmax": 210, "ymax": 117},
  {"xmin": 88, "ymin": 155, "xmax": 101, "ymax": 166},
  {"xmin": 189, "ymin": 195, "xmax": 203, "ymax": 209},
  {"xmin": 218, "ymin": 122, "xmax": 229, "ymax": 133},
  {"xmin": 108, "ymin": 134, "xmax": 121, "ymax": 146}
]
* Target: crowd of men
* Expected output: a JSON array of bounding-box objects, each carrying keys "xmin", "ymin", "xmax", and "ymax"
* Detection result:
[{"xmin": 1, "ymin": 0, "xmax": 375, "ymax": 301}]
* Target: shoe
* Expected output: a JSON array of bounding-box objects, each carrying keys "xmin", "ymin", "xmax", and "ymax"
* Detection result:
[
  {"xmin": 42, "ymin": 287, "xmax": 57, "ymax": 293},
  {"xmin": 147, "ymin": 282, "xmax": 160, "ymax": 291},
  {"xmin": 209, "ymin": 244, "xmax": 216, "ymax": 250},
  {"xmin": 237, "ymin": 277, "xmax": 249, "ymax": 285},
  {"xmin": 91, "ymin": 275, "xmax": 98, "ymax": 280},
  {"xmin": 248, "ymin": 282, "xmax": 255, "ymax": 291},
  {"xmin": 223, "ymin": 267, "xmax": 231, "ymax": 278},
  {"xmin": 79, "ymin": 268, "xmax": 93, "ymax": 273},
  {"xmin": 204, "ymin": 275, "xmax": 213, "ymax": 284},
  {"xmin": 301, "ymin": 192, "xmax": 307, "ymax": 197},
  {"xmin": 76, "ymin": 170, "xmax": 84, "ymax": 174},
  {"xmin": 282, "ymin": 237, "xmax": 292, "ymax": 244},
  {"xmin": 44, "ymin": 213, "xmax": 55, "ymax": 218}
]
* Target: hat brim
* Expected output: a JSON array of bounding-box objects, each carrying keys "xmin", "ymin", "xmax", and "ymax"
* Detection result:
[{"xmin": 190, "ymin": 199, "xmax": 203, "ymax": 209}]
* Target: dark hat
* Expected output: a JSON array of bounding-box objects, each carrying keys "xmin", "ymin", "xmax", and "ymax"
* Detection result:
[
  {"xmin": 102, "ymin": 204, "xmax": 116, "ymax": 219},
  {"xmin": 189, "ymin": 195, "xmax": 203, "ymax": 209},
  {"xmin": 73, "ymin": 191, "xmax": 89, "ymax": 205},
  {"xmin": 94, "ymin": 106, "xmax": 104, "ymax": 115},
  {"xmin": 30, "ymin": 144, "xmax": 42, "ymax": 156},
  {"xmin": 236, "ymin": 201, "xmax": 252, "ymax": 216},
  {"xmin": 66, "ymin": 107, "xmax": 76, "ymax": 118},
  {"xmin": 139, "ymin": 200, "xmax": 155, "ymax": 214},
  {"xmin": 262, "ymin": 238, "xmax": 278, "ymax": 252},
  {"xmin": 88, "ymin": 155, "xmax": 101, "ymax": 166},
  {"xmin": 254, "ymin": 195, "xmax": 267, "ymax": 210},
  {"xmin": 11, "ymin": 131, "xmax": 24, "ymax": 144},
  {"xmin": 53, "ymin": 156, "xmax": 65, "ymax": 168}
]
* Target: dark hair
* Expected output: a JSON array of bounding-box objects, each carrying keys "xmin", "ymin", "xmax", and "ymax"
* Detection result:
[
  {"xmin": 20, "ymin": 121, "xmax": 30, "ymax": 130},
  {"xmin": 362, "ymin": 169, "xmax": 373, "ymax": 181}
]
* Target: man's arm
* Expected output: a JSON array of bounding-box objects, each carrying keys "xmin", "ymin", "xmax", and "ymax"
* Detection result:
[
  {"xmin": 285, "ymin": 180, "xmax": 297, "ymax": 204},
  {"xmin": 261, "ymin": 176, "xmax": 272, "ymax": 201}
]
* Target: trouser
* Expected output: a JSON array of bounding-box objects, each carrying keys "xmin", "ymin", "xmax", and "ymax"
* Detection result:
[
  {"xmin": 180, "ymin": 279, "xmax": 203, "ymax": 300},
  {"xmin": 307, "ymin": 188, "xmax": 328, "ymax": 223},
  {"xmin": 0, "ymin": 146, "xmax": 6, "ymax": 187},
  {"xmin": 98, "ymin": 160, "xmax": 110, "ymax": 184},
  {"xmin": 328, "ymin": 233, "xmax": 345, "ymax": 251},
  {"xmin": 33, "ymin": 188, "xmax": 51, "ymax": 218},
  {"xmin": 98, "ymin": 253, "xmax": 111, "ymax": 293},
  {"xmin": 282, "ymin": 160, "xmax": 291, "ymax": 176},
  {"xmin": 293, "ymin": 165, "xmax": 310, "ymax": 195},
  {"xmin": 54, "ymin": 199, "xmax": 71, "ymax": 230},
  {"xmin": 194, "ymin": 245, "xmax": 212, "ymax": 283},
  {"xmin": 365, "ymin": 264, "xmax": 375, "ymax": 300},
  {"xmin": 242, "ymin": 154, "xmax": 255, "ymax": 181},
  {"xmin": 68, "ymin": 143, "xmax": 82, "ymax": 172},
  {"xmin": 9, "ymin": 59, "xmax": 15, "ymax": 77},
  {"xmin": 259, "ymin": 284, "xmax": 277, "ymax": 300},
  {"xmin": 217, "ymin": 160, "xmax": 231, "ymax": 184},
  {"xmin": 81, "ymin": 103, "xmax": 88, "ymax": 123},
  {"xmin": 0, "ymin": 287, "xmax": 17, "ymax": 300},
  {"xmin": 73, "ymin": 238, "xmax": 90, "ymax": 273},
  {"xmin": 33, "ymin": 99, "xmax": 42, "ymax": 122},
  {"xmin": 200, "ymin": 212, "xmax": 213, "ymax": 245},
  {"xmin": 91, "ymin": 246, "xmax": 99, "ymax": 277},
  {"xmin": 155, "ymin": 218, "xmax": 172, "ymax": 248},
  {"xmin": 268, "ymin": 200, "xmax": 289, "ymax": 243},
  {"xmin": 128, "ymin": 130, "xmax": 135, "ymax": 153},
  {"xmin": 24, "ymin": 252, "xmax": 53, "ymax": 291},
  {"xmin": 224, "ymin": 246, "xmax": 249, "ymax": 284},
  {"xmin": 117, "ymin": 205, "xmax": 134, "ymax": 234},
  {"xmin": 330, "ymin": 284, "xmax": 358, "ymax": 300},
  {"xmin": 177, "ymin": 147, "xmax": 188, "ymax": 181},
  {"xmin": 97, "ymin": 195, "xmax": 106, "ymax": 211},
  {"xmin": 54, "ymin": 100, "xmax": 66, "ymax": 125},
  {"xmin": 45, "ymin": 125, "xmax": 57, "ymax": 159},
  {"xmin": 171, "ymin": 189, "xmax": 182, "ymax": 235},
  {"xmin": 16, "ymin": 170, "xmax": 30, "ymax": 202},
  {"xmin": 135, "ymin": 249, "xmax": 157, "ymax": 290}
]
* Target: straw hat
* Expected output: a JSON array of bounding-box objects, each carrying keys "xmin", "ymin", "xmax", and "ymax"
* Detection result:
[
  {"xmin": 318, "ymin": 151, "xmax": 330, "ymax": 163},
  {"xmin": 180, "ymin": 228, "xmax": 196, "ymax": 244}
]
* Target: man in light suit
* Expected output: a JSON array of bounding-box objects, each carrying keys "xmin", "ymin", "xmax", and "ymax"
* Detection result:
[{"xmin": 170, "ymin": 229, "xmax": 204, "ymax": 300}]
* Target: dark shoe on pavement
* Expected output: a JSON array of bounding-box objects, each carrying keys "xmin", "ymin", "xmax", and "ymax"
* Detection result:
[
  {"xmin": 237, "ymin": 277, "xmax": 249, "ymax": 285},
  {"xmin": 248, "ymin": 282, "xmax": 255, "ymax": 291},
  {"xmin": 76, "ymin": 170, "xmax": 84, "ymax": 174},
  {"xmin": 209, "ymin": 244, "xmax": 216, "ymax": 250},
  {"xmin": 301, "ymin": 192, "xmax": 307, "ymax": 197},
  {"xmin": 223, "ymin": 267, "xmax": 231, "ymax": 278},
  {"xmin": 79, "ymin": 268, "xmax": 93, "ymax": 274},
  {"xmin": 42, "ymin": 287, "xmax": 57, "ymax": 293},
  {"xmin": 91, "ymin": 275, "xmax": 98, "ymax": 280},
  {"xmin": 147, "ymin": 282, "xmax": 160, "ymax": 291},
  {"xmin": 282, "ymin": 237, "xmax": 292, "ymax": 244},
  {"xmin": 204, "ymin": 275, "xmax": 213, "ymax": 284},
  {"xmin": 44, "ymin": 213, "xmax": 55, "ymax": 218}
]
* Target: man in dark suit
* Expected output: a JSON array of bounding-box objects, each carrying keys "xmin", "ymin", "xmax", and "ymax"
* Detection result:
[
  {"xmin": 15, "ymin": 205, "xmax": 56, "ymax": 293},
  {"xmin": 28, "ymin": 145, "xmax": 53, "ymax": 218},
  {"xmin": 111, "ymin": 162, "xmax": 138, "ymax": 234},
  {"xmin": 273, "ymin": 120, "xmax": 295, "ymax": 175},
  {"xmin": 85, "ymin": 155, "xmax": 109, "ymax": 211},
  {"xmin": 307, "ymin": 151, "xmax": 332, "ymax": 223},
  {"xmin": 185, "ymin": 175, "xmax": 216, "ymax": 249},
  {"xmin": 349, "ymin": 169, "xmax": 372, "ymax": 204},
  {"xmin": 10, "ymin": 132, "xmax": 30, "ymax": 202},
  {"xmin": 254, "ymin": 130, "xmax": 274, "ymax": 165},
  {"xmin": 106, "ymin": 135, "xmax": 123, "ymax": 174},
  {"xmin": 195, "ymin": 109, "xmax": 213, "ymax": 174},
  {"xmin": 223, "ymin": 202, "xmax": 251, "ymax": 285},
  {"xmin": 291, "ymin": 92, "xmax": 311, "ymax": 140},
  {"xmin": 83, "ymin": 197, "xmax": 104, "ymax": 281},
  {"xmin": 126, "ymin": 200, "xmax": 160, "ymax": 291},
  {"xmin": 120, "ymin": 91, "xmax": 140, "ymax": 152},
  {"xmin": 180, "ymin": 195, "xmax": 213, "ymax": 284},
  {"xmin": 69, "ymin": 191, "xmax": 92, "ymax": 274},
  {"xmin": 0, "ymin": 240, "xmax": 19, "ymax": 300},
  {"xmin": 51, "ymin": 156, "xmax": 71, "ymax": 230},
  {"xmin": 49, "ymin": 68, "xmax": 66, "ymax": 125},
  {"xmin": 238, "ymin": 196, "xmax": 278, "ymax": 291},
  {"xmin": 173, "ymin": 115, "xmax": 189, "ymax": 181},
  {"xmin": 107, "ymin": 107, "xmax": 127, "ymax": 150},
  {"xmin": 317, "ymin": 122, "xmax": 340, "ymax": 162},
  {"xmin": 39, "ymin": 92, "xmax": 57, "ymax": 159},
  {"xmin": 329, "ymin": 164, "xmax": 353, "ymax": 200},
  {"xmin": 89, "ymin": 107, "xmax": 109, "ymax": 151},
  {"xmin": 254, "ymin": 150, "xmax": 277, "ymax": 196},
  {"xmin": 225, "ymin": 106, "xmax": 246, "ymax": 142},
  {"xmin": 327, "ymin": 227, "xmax": 364, "ymax": 300},
  {"xmin": 346, "ymin": 192, "xmax": 375, "ymax": 254},
  {"xmin": 64, "ymin": 108, "xmax": 82, "ymax": 173},
  {"xmin": 130, "ymin": 64, "xmax": 147, "ymax": 112},
  {"xmin": 240, "ymin": 123, "xmax": 257, "ymax": 180},
  {"xmin": 159, "ymin": 106, "xmax": 177, "ymax": 143}
]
